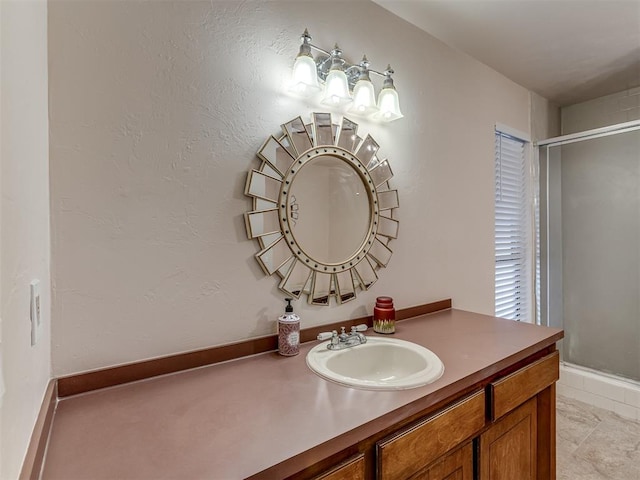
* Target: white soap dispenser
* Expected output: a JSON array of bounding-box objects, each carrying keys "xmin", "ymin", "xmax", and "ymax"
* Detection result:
[{"xmin": 278, "ymin": 298, "xmax": 300, "ymax": 356}]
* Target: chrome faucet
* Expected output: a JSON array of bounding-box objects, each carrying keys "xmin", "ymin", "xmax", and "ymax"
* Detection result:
[{"xmin": 317, "ymin": 324, "xmax": 368, "ymax": 350}]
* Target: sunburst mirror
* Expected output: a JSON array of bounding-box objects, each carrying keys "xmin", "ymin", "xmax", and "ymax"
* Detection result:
[{"xmin": 244, "ymin": 113, "xmax": 399, "ymax": 305}]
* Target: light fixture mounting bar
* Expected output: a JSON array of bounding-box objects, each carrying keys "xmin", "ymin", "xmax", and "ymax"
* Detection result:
[{"xmin": 305, "ymin": 42, "xmax": 392, "ymax": 90}]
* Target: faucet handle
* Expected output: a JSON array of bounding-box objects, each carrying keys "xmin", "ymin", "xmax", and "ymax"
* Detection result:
[
  {"xmin": 317, "ymin": 331, "xmax": 334, "ymax": 341},
  {"xmin": 353, "ymin": 324, "xmax": 368, "ymax": 332}
]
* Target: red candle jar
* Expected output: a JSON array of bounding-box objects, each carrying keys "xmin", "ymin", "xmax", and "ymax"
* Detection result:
[{"xmin": 373, "ymin": 296, "xmax": 395, "ymax": 334}]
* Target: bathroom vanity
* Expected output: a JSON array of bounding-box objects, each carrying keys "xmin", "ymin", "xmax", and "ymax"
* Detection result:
[
  {"xmin": 40, "ymin": 308, "xmax": 562, "ymax": 480},
  {"xmin": 312, "ymin": 350, "xmax": 558, "ymax": 480}
]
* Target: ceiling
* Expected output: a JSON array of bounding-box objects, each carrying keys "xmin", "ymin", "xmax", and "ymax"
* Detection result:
[{"xmin": 373, "ymin": 0, "xmax": 640, "ymax": 106}]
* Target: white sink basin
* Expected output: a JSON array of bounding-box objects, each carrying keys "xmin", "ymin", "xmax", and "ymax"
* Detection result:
[{"xmin": 306, "ymin": 337, "xmax": 444, "ymax": 390}]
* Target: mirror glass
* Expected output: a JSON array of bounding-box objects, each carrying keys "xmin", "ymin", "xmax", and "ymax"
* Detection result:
[
  {"xmin": 288, "ymin": 155, "xmax": 370, "ymax": 265},
  {"xmin": 244, "ymin": 113, "xmax": 399, "ymax": 305}
]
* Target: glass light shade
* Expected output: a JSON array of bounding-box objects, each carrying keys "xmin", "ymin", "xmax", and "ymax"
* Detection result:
[
  {"xmin": 321, "ymin": 70, "xmax": 352, "ymax": 106},
  {"xmin": 348, "ymin": 79, "xmax": 378, "ymax": 116},
  {"xmin": 290, "ymin": 55, "xmax": 321, "ymax": 96},
  {"xmin": 373, "ymin": 88, "xmax": 404, "ymax": 122}
]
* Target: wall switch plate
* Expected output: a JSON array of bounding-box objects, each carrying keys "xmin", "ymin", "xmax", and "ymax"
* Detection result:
[{"xmin": 30, "ymin": 280, "xmax": 41, "ymax": 346}]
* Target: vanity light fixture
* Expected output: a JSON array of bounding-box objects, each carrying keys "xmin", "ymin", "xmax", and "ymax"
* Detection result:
[{"xmin": 290, "ymin": 29, "xmax": 404, "ymax": 122}]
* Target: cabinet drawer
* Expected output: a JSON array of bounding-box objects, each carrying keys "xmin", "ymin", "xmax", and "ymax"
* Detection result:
[
  {"xmin": 376, "ymin": 390, "xmax": 485, "ymax": 480},
  {"xmin": 489, "ymin": 350, "xmax": 559, "ymax": 421},
  {"xmin": 314, "ymin": 454, "xmax": 365, "ymax": 480}
]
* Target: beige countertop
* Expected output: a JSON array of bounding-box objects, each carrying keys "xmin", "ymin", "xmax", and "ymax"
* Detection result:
[{"xmin": 41, "ymin": 309, "xmax": 563, "ymax": 479}]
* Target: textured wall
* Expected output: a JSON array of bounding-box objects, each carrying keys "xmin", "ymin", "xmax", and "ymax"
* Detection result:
[
  {"xmin": 562, "ymin": 87, "xmax": 640, "ymax": 134},
  {"xmin": 530, "ymin": 92, "xmax": 560, "ymax": 142},
  {"xmin": 49, "ymin": 0, "xmax": 532, "ymax": 376},
  {"xmin": 0, "ymin": 0, "xmax": 51, "ymax": 477}
]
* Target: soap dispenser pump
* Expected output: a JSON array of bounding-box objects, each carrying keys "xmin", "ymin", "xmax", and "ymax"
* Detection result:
[{"xmin": 278, "ymin": 298, "xmax": 300, "ymax": 356}]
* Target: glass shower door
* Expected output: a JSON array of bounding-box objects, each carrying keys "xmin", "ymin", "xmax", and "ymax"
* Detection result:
[{"xmin": 541, "ymin": 128, "xmax": 640, "ymax": 382}]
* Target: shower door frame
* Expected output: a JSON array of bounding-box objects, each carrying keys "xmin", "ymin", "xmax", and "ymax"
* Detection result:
[{"xmin": 536, "ymin": 119, "xmax": 640, "ymax": 333}]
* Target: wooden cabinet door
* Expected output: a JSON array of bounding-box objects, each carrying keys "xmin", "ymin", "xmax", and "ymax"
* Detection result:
[
  {"xmin": 479, "ymin": 397, "xmax": 537, "ymax": 480},
  {"xmin": 377, "ymin": 391, "xmax": 485, "ymax": 479},
  {"xmin": 313, "ymin": 454, "xmax": 365, "ymax": 480},
  {"xmin": 409, "ymin": 442, "xmax": 473, "ymax": 480}
]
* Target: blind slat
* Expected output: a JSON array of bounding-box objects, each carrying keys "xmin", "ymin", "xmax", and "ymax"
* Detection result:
[{"xmin": 495, "ymin": 131, "xmax": 530, "ymax": 322}]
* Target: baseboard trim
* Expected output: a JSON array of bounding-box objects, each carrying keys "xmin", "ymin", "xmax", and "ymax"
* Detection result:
[
  {"xmin": 57, "ymin": 299, "xmax": 452, "ymax": 397},
  {"xmin": 19, "ymin": 379, "xmax": 57, "ymax": 480}
]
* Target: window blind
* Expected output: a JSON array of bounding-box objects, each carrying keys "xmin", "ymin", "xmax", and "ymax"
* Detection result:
[{"xmin": 495, "ymin": 131, "xmax": 529, "ymax": 321}]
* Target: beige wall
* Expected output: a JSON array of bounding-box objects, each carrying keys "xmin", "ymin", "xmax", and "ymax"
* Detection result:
[
  {"xmin": 0, "ymin": 0, "xmax": 51, "ymax": 477},
  {"xmin": 530, "ymin": 92, "xmax": 560, "ymax": 142},
  {"xmin": 48, "ymin": 0, "xmax": 534, "ymax": 377},
  {"xmin": 562, "ymin": 87, "xmax": 640, "ymax": 134}
]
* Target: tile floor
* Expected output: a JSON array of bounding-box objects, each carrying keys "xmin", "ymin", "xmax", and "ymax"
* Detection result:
[{"xmin": 557, "ymin": 394, "xmax": 640, "ymax": 479}]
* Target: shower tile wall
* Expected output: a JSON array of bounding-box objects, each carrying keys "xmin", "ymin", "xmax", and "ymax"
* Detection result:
[
  {"xmin": 561, "ymin": 87, "xmax": 640, "ymax": 134},
  {"xmin": 558, "ymin": 364, "xmax": 640, "ymax": 421}
]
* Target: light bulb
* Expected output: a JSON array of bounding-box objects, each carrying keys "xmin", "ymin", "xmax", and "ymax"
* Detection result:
[
  {"xmin": 349, "ymin": 79, "xmax": 378, "ymax": 116},
  {"xmin": 373, "ymin": 66, "xmax": 403, "ymax": 122},
  {"xmin": 321, "ymin": 45, "xmax": 352, "ymax": 107},
  {"xmin": 290, "ymin": 55, "xmax": 321, "ymax": 96},
  {"xmin": 289, "ymin": 29, "xmax": 321, "ymax": 97},
  {"xmin": 375, "ymin": 87, "xmax": 403, "ymax": 121},
  {"xmin": 321, "ymin": 70, "xmax": 352, "ymax": 106},
  {"xmin": 349, "ymin": 56, "xmax": 378, "ymax": 116}
]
